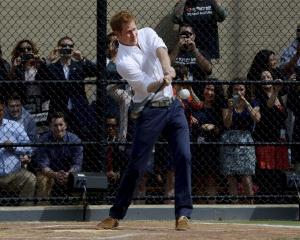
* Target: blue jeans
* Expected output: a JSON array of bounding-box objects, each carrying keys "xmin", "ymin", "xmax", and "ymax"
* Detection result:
[{"xmin": 109, "ymin": 99, "xmax": 193, "ymax": 219}]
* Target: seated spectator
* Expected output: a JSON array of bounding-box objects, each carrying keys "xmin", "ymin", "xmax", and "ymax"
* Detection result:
[
  {"xmin": 4, "ymin": 92, "xmax": 38, "ymax": 143},
  {"xmin": 0, "ymin": 98, "xmax": 35, "ymax": 204},
  {"xmin": 192, "ymin": 84, "xmax": 223, "ymax": 203},
  {"xmin": 253, "ymin": 71, "xmax": 289, "ymax": 196},
  {"xmin": 35, "ymin": 112, "xmax": 83, "ymax": 199},
  {"xmin": 42, "ymin": 36, "xmax": 96, "ymax": 139},
  {"xmin": 220, "ymin": 83, "xmax": 260, "ymax": 203},
  {"xmin": 280, "ymin": 24, "xmax": 300, "ymax": 77},
  {"xmin": 172, "ymin": 0, "xmax": 228, "ymax": 59},
  {"xmin": 8, "ymin": 39, "xmax": 48, "ymax": 116},
  {"xmin": 0, "ymin": 45, "xmax": 10, "ymax": 80}
]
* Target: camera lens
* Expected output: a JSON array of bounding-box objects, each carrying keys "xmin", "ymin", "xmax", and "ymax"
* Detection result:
[
  {"xmin": 59, "ymin": 48, "xmax": 72, "ymax": 55},
  {"xmin": 21, "ymin": 53, "xmax": 34, "ymax": 62}
]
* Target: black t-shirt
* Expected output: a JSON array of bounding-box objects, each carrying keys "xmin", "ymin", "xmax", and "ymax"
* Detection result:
[
  {"xmin": 183, "ymin": 0, "xmax": 220, "ymax": 59},
  {"xmin": 174, "ymin": 49, "xmax": 210, "ymax": 81}
]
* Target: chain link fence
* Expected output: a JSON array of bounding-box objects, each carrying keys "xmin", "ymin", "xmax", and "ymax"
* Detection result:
[{"xmin": 0, "ymin": 0, "xmax": 300, "ymax": 206}]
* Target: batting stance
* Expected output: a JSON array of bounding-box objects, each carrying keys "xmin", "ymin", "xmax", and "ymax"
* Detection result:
[{"xmin": 96, "ymin": 10, "xmax": 193, "ymax": 230}]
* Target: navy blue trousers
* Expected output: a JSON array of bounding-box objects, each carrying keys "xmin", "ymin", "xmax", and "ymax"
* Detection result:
[{"xmin": 109, "ymin": 99, "xmax": 193, "ymax": 219}]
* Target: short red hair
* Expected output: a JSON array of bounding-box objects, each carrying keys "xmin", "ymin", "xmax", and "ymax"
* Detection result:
[{"xmin": 110, "ymin": 10, "xmax": 135, "ymax": 33}]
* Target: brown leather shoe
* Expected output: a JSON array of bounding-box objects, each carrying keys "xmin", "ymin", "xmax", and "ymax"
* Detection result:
[
  {"xmin": 96, "ymin": 217, "xmax": 119, "ymax": 229},
  {"xmin": 175, "ymin": 216, "xmax": 190, "ymax": 231}
]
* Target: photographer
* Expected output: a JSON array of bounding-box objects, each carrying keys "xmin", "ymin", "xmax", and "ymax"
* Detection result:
[
  {"xmin": 170, "ymin": 23, "xmax": 212, "ymax": 83},
  {"xmin": 8, "ymin": 39, "xmax": 48, "ymax": 116},
  {"xmin": 42, "ymin": 36, "xmax": 96, "ymax": 139},
  {"xmin": 170, "ymin": 23, "xmax": 211, "ymax": 128}
]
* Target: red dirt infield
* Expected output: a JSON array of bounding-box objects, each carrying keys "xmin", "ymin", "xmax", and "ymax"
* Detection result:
[{"xmin": 0, "ymin": 221, "xmax": 300, "ymax": 240}]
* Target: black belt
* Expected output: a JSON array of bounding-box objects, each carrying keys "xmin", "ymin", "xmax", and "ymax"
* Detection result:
[{"xmin": 149, "ymin": 97, "xmax": 175, "ymax": 108}]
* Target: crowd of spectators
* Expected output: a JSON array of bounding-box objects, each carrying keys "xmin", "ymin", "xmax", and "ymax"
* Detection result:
[{"xmin": 0, "ymin": 2, "xmax": 300, "ymax": 205}]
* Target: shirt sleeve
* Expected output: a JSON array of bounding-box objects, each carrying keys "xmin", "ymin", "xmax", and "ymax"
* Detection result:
[
  {"xmin": 117, "ymin": 60, "xmax": 153, "ymax": 94},
  {"xmin": 145, "ymin": 27, "xmax": 167, "ymax": 51},
  {"xmin": 279, "ymin": 42, "xmax": 296, "ymax": 67},
  {"xmin": 13, "ymin": 122, "xmax": 32, "ymax": 155}
]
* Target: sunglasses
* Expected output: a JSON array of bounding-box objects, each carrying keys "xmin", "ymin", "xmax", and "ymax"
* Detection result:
[
  {"xmin": 19, "ymin": 46, "xmax": 32, "ymax": 52},
  {"xmin": 60, "ymin": 44, "xmax": 74, "ymax": 48}
]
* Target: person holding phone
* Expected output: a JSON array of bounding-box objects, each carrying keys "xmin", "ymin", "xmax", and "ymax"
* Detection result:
[{"xmin": 220, "ymin": 82, "xmax": 260, "ymax": 203}]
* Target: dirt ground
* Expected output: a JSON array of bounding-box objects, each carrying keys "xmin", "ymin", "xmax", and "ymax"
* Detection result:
[{"xmin": 0, "ymin": 221, "xmax": 300, "ymax": 240}]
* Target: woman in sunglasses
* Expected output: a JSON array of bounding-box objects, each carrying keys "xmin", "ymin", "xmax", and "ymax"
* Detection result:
[{"xmin": 8, "ymin": 39, "xmax": 47, "ymax": 116}]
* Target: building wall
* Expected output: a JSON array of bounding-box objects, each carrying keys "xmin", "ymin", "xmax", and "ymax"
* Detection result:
[{"xmin": 0, "ymin": 0, "xmax": 299, "ymax": 81}]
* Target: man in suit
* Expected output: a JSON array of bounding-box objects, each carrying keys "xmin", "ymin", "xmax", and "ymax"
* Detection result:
[{"xmin": 42, "ymin": 36, "xmax": 96, "ymax": 139}]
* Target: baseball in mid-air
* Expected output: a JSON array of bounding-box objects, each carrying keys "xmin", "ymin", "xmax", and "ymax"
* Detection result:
[{"xmin": 178, "ymin": 88, "xmax": 190, "ymax": 100}]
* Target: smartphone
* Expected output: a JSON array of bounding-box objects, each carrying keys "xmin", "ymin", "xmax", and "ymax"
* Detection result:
[{"xmin": 232, "ymin": 94, "xmax": 239, "ymax": 107}]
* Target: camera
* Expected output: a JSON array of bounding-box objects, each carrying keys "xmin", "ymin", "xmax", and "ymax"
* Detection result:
[
  {"xmin": 67, "ymin": 172, "xmax": 107, "ymax": 191},
  {"xmin": 21, "ymin": 53, "xmax": 34, "ymax": 62},
  {"xmin": 179, "ymin": 31, "xmax": 193, "ymax": 39},
  {"xmin": 59, "ymin": 48, "xmax": 72, "ymax": 56}
]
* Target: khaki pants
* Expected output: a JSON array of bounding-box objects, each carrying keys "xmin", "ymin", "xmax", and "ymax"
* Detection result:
[
  {"xmin": 0, "ymin": 168, "xmax": 36, "ymax": 200},
  {"xmin": 36, "ymin": 172, "xmax": 55, "ymax": 198}
]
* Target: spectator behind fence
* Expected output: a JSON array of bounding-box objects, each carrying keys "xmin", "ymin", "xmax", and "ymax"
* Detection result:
[
  {"xmin": 0, "ymin": 45, "xmax": 10, "ymax": 81},
  {"xmin": 192, "ymin": 84, "xmax": 223, "ymax": 203},
  {"xmin": 170, "ymin": 23, "xmax": 210, "ymax": 130},
  {"xmin": 280, "ymin": 24, "xmax": 300, "ymax": 77},
  {"xmin": 248, "ymin": 49, "xmax": 286, "ymax": 82},
  {"xmin": 287, "ymin": 70, "xmax": 300, "ymax": 172},
  {"xmin": 4, "ymin": 93, "xmax": 38, "ymax": 143},
  {"xmin": 105, "ymin": 116, "xmax": 128, "ymax": 187},
  {"xmin": 173, "ymin": 65, "xmax": 204, "ymax": 127},
  {"xmin": 9, "ymin": 39, "xmax": 48, "ymax": 116},
  {"xmin": 0, "ymin": 98, "xmax": 35, "ymax": 203},
  {"xmin": 172, "ymin": 0, "xmax": 228, "ymax": 59},
  {"xmin": 220, "ymin": 83, "xmax": 260, "ymax": 203},
  {"xmin": 169, "ymin": 23, "xmax": 212, "ymax": 86},
  {"xmin": 35, "ymin": 112, "xmax": 83, "ymax": 199},
  {"xmin": 247, "ymin": 49, "xmax": 287, "ymax": 99},
  {"xmin": 253, "ymin": 71, "xmax": 289, "ymax": 196},
  {"xmin": 106, "ymin": 32, "xmax": 132, "ymax": 142},
  {"xmin": 42, "ymin": 36, "xmax": 96, "ymax": 139}
]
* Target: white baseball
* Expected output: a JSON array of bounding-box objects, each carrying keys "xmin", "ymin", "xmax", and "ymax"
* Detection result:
[{"xmin": 178, "ymin": 88, "xmax": 190, "ymax": 100}]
